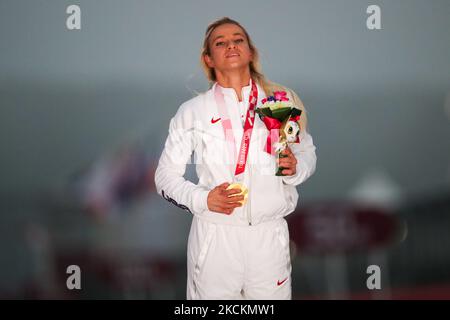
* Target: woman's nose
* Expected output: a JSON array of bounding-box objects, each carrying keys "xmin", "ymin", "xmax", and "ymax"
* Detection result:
[{"xmin": 227, "ymin": 41, "xmax": 236, "ymax": 49}]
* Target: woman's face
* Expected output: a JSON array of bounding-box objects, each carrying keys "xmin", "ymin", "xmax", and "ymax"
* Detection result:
[{"xmin": 204, "ymin": 23, "xmax": 253, "ymax": 74}]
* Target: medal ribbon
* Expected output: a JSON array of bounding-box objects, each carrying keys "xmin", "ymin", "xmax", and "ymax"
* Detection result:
[{"xmin": 214, "ymin": 79, "xmax": 258, "ymax": 177}]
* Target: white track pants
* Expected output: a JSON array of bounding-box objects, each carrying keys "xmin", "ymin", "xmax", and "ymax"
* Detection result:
[{"xmin": 186, "ymin": 216, "xmax": 292, "ymax": 300}]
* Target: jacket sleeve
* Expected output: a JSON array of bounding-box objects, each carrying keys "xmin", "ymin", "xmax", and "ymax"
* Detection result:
[
  {"xmin": 154, "ymin": 103, "xmax": 210, "ymax": 214},
  {"xmin": 281, "ymin": 129, "xmax": 317, "ymax": 186}
]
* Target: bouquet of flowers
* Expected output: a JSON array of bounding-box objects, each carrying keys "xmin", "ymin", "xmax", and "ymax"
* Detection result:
[{"xmin": 256, "ymin": 91, "xmax": 302, "ymax": 176}]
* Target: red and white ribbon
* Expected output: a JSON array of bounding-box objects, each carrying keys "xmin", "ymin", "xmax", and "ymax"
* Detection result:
[{"xmin": 214, "ymin": 79, "xmax": 258, "ymax": 178}]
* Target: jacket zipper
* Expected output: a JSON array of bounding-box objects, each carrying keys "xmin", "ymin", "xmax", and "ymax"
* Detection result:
[
  {"xmin": 247, "ymin": 164, "xmax": 252, "ymax": 226},
  {"xmin": 247, "ymin": 139, "xmax": 252, "ymax": 226},
  {"xmin": 245, "ymin": 89, "xmax": 253, "ymax": 226}
]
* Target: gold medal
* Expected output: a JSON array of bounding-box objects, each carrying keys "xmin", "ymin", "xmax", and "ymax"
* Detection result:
[{"xmin": 226, "ymin": 183, "xmax": 249, "ymax": 205}]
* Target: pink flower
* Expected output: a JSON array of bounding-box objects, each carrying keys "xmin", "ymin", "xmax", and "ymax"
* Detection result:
[
  {"xmin": 261, "ymin": 98, "xmax": 267, "ymax": 104},
  {"xmin": 274, "ymin": 91, "xmax": 288, "ymax": 101}
]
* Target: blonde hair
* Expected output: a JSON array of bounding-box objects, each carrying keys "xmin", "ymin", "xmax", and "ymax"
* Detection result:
[{"xmin": 200, "ymin": 17, "xmax": 308, "ymax": 131}]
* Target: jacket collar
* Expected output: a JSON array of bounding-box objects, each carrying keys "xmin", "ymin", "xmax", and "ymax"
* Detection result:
[{"xmin": 211, "ymin": 78, "xmax": 265, "ymax": 102}]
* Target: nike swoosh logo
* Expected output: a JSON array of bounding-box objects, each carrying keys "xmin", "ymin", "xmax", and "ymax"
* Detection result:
[
  {"xmin": 211, "ymin": 117, "xmax": 221, "ymax": 124},
  {"xmin": 277, "ymin": 277, "xmax": 288, "ymax": 286}
]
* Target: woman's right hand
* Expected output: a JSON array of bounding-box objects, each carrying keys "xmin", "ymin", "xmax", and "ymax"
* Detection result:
[{"xmin": 207, "ymin": 182, "xmax": 244, "ymax": 215}]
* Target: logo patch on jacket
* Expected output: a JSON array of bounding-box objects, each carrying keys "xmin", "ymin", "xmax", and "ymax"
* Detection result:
[
  {"xmin": 277, "ymin": 277, "xmax": 288, "ymax": 286},
  {"xmin": 162, "ymin": 190, "xmax": 192, "ymax": 214},
  {"xmin": 211, "ymin": 117, "xmax": 221, "ymax": 124}
]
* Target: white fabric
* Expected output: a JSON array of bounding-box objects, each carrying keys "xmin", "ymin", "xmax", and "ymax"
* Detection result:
[
  {"xmin": 154, "ymin": 82, "xmax": 317, "ymax": 226},
  {"xmin": 154, "ymin": 82, "xmax": 317, "ymax": 299},
  {"xmin": 187, "ymin": 216, "xmax": 292, "ymax": 300}
]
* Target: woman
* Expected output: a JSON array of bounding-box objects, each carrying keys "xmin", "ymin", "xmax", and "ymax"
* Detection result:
[{"xmin": 155, "ymin": 17, "xmax": 317, "ymax": 299}]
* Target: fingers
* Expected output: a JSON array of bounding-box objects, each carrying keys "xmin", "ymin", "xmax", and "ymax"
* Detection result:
[
  {"xmin": 225, "ymin": 195, "xmax": 245, "ymax": 203},
  {"xmin": 278, "ymin": 158, "xmax": 297, "ymax": 168},
  {"xmin": 277, "ymin": 149, "xmax": 297, "ymax": 176},
  {"xmin": 209, "ymin": 182, "xmax": 245, "ymax": 215},
  {"xmin": 224, "ymin": 188, "xmax": 242, "ymax": 196},
  {"xmin": 278, "ymin": 150, "xmax": 297, "ymax": 168},
  {"xmin": 279, "ymin": 159, "xmax": 296, "ymax": 175},
  {"xmin": 282, "ymin": 146, "xmax": 293, "ymax": 155},
  {"xmin": 211, "ymin": 196, "xmax": 243, "ymax": 215},
  {"xmin": 216, "ymin": 182, "xmax": 230, "ymax": 189},
  {"xmin": 222, "ymin": 201, "xmax": 243, "ymax": 209},
  {"xmin": 220, "ymin": 191, "xmax": 244, "ymax": 204},
  {"xmin": 216, "ymin": 182, "xmax": 241, "ymax": 196},
  {"xmin": 282, "ymin": 169, "xmax": 296, "ymax": 175}
]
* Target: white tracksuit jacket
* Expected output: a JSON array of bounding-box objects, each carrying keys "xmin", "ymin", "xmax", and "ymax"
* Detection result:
[
  {"xmin": 155, "ymin": 82, "xmax": 317, "ymax": 226},
  {"xmin": 155, "ymin": 81, "xmax": 316, "ymax": 299}
]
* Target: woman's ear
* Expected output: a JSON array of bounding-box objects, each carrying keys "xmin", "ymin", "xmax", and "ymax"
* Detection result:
[
  {"xmin": 247, "ymin": 48, "xmax": 254, "ymax": 63},
  {"xmin": 204, "ymin": 54, "xmax": 214, "ymax": 68}
]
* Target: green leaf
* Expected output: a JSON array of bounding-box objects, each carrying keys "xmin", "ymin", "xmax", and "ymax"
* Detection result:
[
  {"xmin": 271, "ymin": 107, "xmax": 292, "ymax": 120},
  {"xmin": 290, "ymin": 108, "xmax": 302, "ymax": 117},
  {"xmin": 256, "ymin": 107, "xmax": 272, "ymax": 118}
]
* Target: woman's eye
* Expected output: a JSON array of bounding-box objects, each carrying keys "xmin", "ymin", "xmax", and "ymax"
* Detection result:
[
  {"xmin": 215, "ymin": 41, "xmax": 225, "ymax": 46},
  {"xmin": 234, "ymin": 38, "xmax": 244, "ymax": 43}
]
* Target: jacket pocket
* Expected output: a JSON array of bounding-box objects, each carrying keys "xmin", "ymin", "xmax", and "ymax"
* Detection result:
[
  {"xmin": 192, "ymin": 223, "xmax": 216, "ymax": 296},
  {"xmin": 275, "ymin": 219, "xmax": 292, "ymax": 274}
]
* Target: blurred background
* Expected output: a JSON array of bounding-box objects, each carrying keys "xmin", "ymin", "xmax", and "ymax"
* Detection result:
[{"xmin": 1, "ymin": 0, "xmax": 449, "ymax": 299}]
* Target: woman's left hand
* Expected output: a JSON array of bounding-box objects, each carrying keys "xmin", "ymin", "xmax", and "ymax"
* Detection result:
[{"xmin": 277, "ymin": 146, "xmax": 298, "ymax": 176}]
